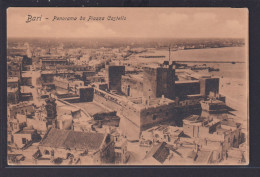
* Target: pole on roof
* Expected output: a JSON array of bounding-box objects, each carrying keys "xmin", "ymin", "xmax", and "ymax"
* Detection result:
[{"xmin": 169, "ymin": 47, "xmax": 170, "ymax": 63}]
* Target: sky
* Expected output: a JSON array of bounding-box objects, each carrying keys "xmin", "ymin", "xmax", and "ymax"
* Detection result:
[{"xmin": 7, "ymin": 8, "xmax": 248, "ymax": 38}]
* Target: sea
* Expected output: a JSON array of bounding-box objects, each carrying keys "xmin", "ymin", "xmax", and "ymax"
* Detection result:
[
  {"xmin": 131, "ymin": 46, "xmax": 248, "ymax": 123},
  {"xmin": 132, "ymin": 46, "xmax": 247, "ymax": 80}
]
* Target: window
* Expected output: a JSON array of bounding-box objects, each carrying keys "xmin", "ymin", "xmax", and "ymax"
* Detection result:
[
  {"xmin": 22, "ymin": 138, "xmax": 27, "ymax": 144},
  {"xmin": 153, "ymin": 115, "xmax": 157, "ymax": 120},
  {"xmin": 51, "ymin": 150, "xmax": 54, "ymax": 156},
  {"xmin": 105, "ymin": 135, "xmax": 111, "ymax": 144}
]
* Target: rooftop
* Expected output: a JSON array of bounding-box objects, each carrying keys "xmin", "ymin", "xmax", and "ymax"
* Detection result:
[
  {"xmin": 7, "ymin": 87, "xmax": 18, "ymax": 92},
  {"xmin": 7, "ymin": 77, "xmax": 19, "ymax": 83},
  {"xmin": 15, "ymin": 128, "xmax": 36, "ymax": 134},
  {"xmin": 183, "ymin": 115, "xmax": 205, "ymax": 123},
  {"xmin": 200, "ymin": 99, "xmax": 226, "ymax": 105},
  {"xmin": 41, "ymin": 58, "xmax": 67, "ymax": 61},
  {"xmin": 132, "ymin": 97, "xmax": 175, "ymax": 108},
  {"xmin": 94, "ymin": 88, "xmax": 175, "ymax": 111},
  {"xmin": 143, "ymin": 142, "xmax": 169, "ymax": 164},
  {"xmin": 195, "ymin": 150, "xmax": 212, "ymax": 164},
  {"xmin": 20, "ymin": 86, "xmax": 33, "ymax": 93},
  {"xmin": 22, "ymin": 71, "xmax": 33, "ymax": 77},
  {"xmin": 9, "ymin": 102, "xmax": 34, "ymax": 109},
  {"xmin": 72, "ymin": 102, "xmax": 111, "ymax": 117},
  {"xmin": 216, "ymin": 127, "xmax": 231, "ymax": 135},
  {"xmin": 221, "ymin": 119, "xmax": 241, "ymax": 128},
  {"xmin": 57, "ymin": 105, "xmax": 80, "ymax": 115},
  {"xmin": 40, "ymin": 128, "xmax": 106, "ymax": 150},
  {"xmin": 122, "ymin": 74, "xmax": 143, "ymax": 83}
]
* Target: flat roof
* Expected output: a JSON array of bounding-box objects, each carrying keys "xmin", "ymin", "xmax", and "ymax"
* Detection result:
[
  {"xmin": 7, "ymin": 87, "xmax": 18, "ymax": 92},
  {"xmin": 40, "ymin": 57, "xmax": 67, "ymax": 61},
  {"xmin": 122, "ymin": 74, "xmax": 143, "ymax": 82},
  {"xmin": 10, "ymin": 102, "xmax": 33, "ymax": 108},
  {"xmin": 216, "ymin": 127, "xmax": 230, "ymax": 135},
  {"xmin": 7, "ymin": 77, "xmax": 19, "ymax": 82},
  {"xmin": 130, "ymin": 96, "xmax": 175, "ymax": 106},
  {"xmin": 20, "ymin": 86, "xmax": 32, "ymax": 93},
  {"xmin": 15, "ymin": 128, "xmax": 36, "ymax": 134},
  {"xmin": 183, "ymin": 115, "xmax": 202, "ymax": 122},
  {"xmin": 73, "ymin": 102, "xmax": 111, "ymax": 116},
  {"xmin": 200, "ymin": 99, "xmax": 225, "ymax": 105},
  {"xmin": 22, "ymin": 71, "xmax": 33, "ymax": 77},
  {"xmin": 94, "ymin": 88, "xmax": 175, "ymax": 111},
  {"xmin": 221, "ymin": 119, "xmax": 240, "ymax": 128},
  {"xmin": 57, "ymin": 105, "xmax": 80, "ymax": 115}
]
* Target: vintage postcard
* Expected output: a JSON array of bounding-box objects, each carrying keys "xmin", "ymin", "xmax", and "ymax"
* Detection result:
[{"xmin": 7, "ymin": 7, "xmax": 248, "ymax": 165}]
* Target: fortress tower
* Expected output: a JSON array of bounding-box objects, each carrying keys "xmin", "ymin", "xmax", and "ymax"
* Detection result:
[
  {"xmin": 143, "ymin": 62, "xmax": 176, "ymax": 100},
  {"xmin": 106, "ymin": 65, "xmax": 125, "ymax": 92}
]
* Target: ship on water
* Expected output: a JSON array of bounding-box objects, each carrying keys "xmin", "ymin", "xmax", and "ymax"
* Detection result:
[
  {"xmin": 208, "ymin": 67, "xmax": 220, "ymax": 72},
  {"xmin": 139, "ymin": 55, "xmax": 166, "ymax": 58}
]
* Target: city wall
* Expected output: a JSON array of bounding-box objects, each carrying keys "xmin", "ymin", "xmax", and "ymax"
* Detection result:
[
  {"xmin": 93, "ymin": 88, "xmax": 178, "ymax": 138},
  {"xmin": 139, "ymin": 103, "xmax": 176, "ymax": 130},
  {"xmin": 93, "ymin": 89, "xmax": 141, "ymax": 128}
]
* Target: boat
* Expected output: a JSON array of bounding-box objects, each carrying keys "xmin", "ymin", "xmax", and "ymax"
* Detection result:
[
  {"xmin": 200, "ymin": 99, "xmax": 227, "ymax": 113},
  {"xmin": 139, "ymin": 55, "xmax": 166, "ymax": 58},
  {"xmin": 208, "ymin": 67, "xmax": 220, "ymax": 72},
  {"xmin": 191, "ymin": 65, "xmax": 209, "ymax": 70}
]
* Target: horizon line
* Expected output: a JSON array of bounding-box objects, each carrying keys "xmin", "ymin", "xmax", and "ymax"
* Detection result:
[{"xmin": 7, "ymin": 36, "xmax": 245, "ymax": 39}]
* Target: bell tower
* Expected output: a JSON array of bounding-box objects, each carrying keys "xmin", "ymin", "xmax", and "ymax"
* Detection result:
[{"xmin": 45, "ymin": 98, "xmax": 57, "ymax": 128}]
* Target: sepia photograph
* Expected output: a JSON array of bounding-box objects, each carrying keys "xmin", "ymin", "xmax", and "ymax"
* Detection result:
[{"xmin": 6, "ymin": 7, "xmax": 248, "ymax": 165}]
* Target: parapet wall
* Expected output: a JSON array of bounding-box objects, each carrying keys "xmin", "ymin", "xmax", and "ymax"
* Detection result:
[
  {"xmin": 93, "ymin": 88, "xmax": 178, "ymax": 133},
  {"xmin": 93, "ymin": 89, "xmax": 141, "ymax": 128},
  {"xmin": 140, "ymin": 102, "xmax": 176, "ymax": 131}
]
